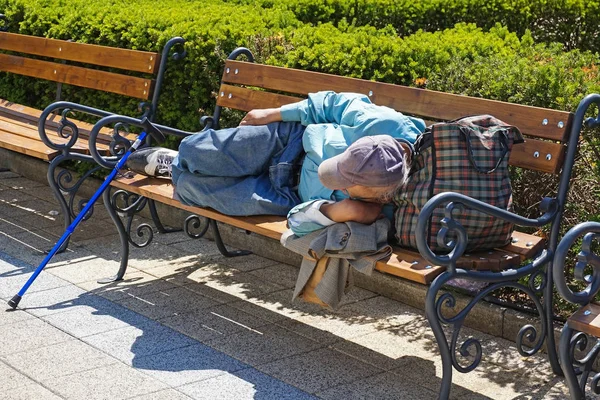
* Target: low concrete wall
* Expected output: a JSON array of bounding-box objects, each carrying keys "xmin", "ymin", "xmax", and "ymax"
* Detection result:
[{"xmin": 3, "ymin": 148, "xmax": 564, "ymax": 353}]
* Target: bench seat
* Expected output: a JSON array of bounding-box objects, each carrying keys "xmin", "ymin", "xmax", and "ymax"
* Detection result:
[
  {"xmin": 111, "ymin": 173, "xmax": 546, "ymax": 284},
  {"xmin": 0, "ymin": 99, "xmax": 120, "ymax": 161}
]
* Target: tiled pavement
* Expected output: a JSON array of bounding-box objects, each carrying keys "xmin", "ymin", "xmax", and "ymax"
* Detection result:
[{"xmin": 0, "ymin": 170, "xmax": 590, "ymax": 399}]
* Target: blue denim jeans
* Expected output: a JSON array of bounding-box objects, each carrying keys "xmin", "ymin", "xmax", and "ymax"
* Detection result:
[{"xmin": 171, "ymin": 122, "xmax": 306, "ymax": 216}]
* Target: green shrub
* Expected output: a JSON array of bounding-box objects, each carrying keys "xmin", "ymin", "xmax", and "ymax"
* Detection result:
[
  {"xmin": 225, "ymin": 0, "xmax": 600, "ymax": 52},
  {"xmin": 0, "ymin": 0, "xmax": 598, "ymax": 231}
]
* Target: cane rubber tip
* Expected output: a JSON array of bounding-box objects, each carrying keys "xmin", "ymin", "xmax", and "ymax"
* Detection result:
[{"xmin": 7, "ymin": 295, "xmax": 21, "ymax": 310}]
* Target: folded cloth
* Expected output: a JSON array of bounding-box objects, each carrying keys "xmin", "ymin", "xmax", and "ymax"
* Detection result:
[{"xmin": 281, "ymin": 218, "xmax": 392, "ymax": 309}]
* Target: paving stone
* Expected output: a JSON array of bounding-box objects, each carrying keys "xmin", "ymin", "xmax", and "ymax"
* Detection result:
[
  {"xmin": 0, "ymin": 189, "xmax": 37, "ymax": 205},
  {"xmin": 0, "ymin": 171, "xmax": 20, "ymax": 179},
  {"xmin": 248, "ymin": 263, "xmax": 301, "ymax": 289},
  {"xmin": 159, "ymin": 303, "xmax": 272, "ymax": 343},
  {"xmin": 45, "ymin": 255, "xmax": 124, "ymax": 284},
  {"xmin": 18, "ymin": 284, "xmax": 107, "ymax": 317},
  {"xmin": 205, "ymin": 323, "xmax": 325, "ymax": 366},
  {"xmin": 316, "ymin": 370, "xmax": 438, "ymax": 400},
  {"xmin": 0, "ymin": 199, "xmax": 57, "ymax": 218},
  {"xmin": 214, "ymin": 253, "xmax": 280, "ymax": 272},
  {"xmin": 128, "ymin": 389, "xmax": 194, "ymax": 400},
  {"xmin": 77, "ymin": 270, "xmax": 179, "ymax": 302},
  {"xmin": 41, "ymin": 219, "xmax": 118, "ymax": 242},
  {"xmin": 47, "ymin": 362, "xmax": 167, "ymax": 400},
  {"xmin": 41, "ymin": 302, "xmax": 148, "ymax": 338},
  {"xmin": 82, "ymin": 321, "xmax": 198, "ymax": 364},
  {"xmin": 275, "ymin": 319, "xmax": 341, "ymax": 346},
  {"xmin": 115, "ymin": 286, "xmax": 221, "ymax": 320},
  {"xmin": 0, "ymin": 360, "xmax": 35, "ymax": 391},
  {"xmin": 226, "ymin": 299, "xmax": 290, "ymax": 324},
  {"xmin": 0, "ymin": 265, "xmax": 70, "ymax": 300},
  {"xmin": 1, "ymin": 382, "xmax": 63, "ymax": 400},
  {"xmin": 0, "ymin": 318, "xmax": 72, "ymax": 356},
  {"xmin": 178, "ymin": 367, "xmax": 316, "ymax": 400},
  {"xmin": 0, "ymin": 308, "xmax": 35, "ymax": 325},
  {"xmin": 1, "ymin": 339, "xmax": 118, "ymax": 383},
  {"xmin": 0, "ymin": 215, "xmax": 31, "ymax": 235},
  {"xmin": 132, "ymin": 343, "xmax": 248, "ymax": 387},
  {"xmin": 330, "ymin": 338, "xmax": 407, "ymax": 371},
  {"xmin": 186, "ymin": 268, "xmax": 287, "ymax": 303},
  {"xmin": 0, "ymin": 177, "xmax": 47, "ymax": 190},
  {"xmin": 168, "ymin": 235, "xmax": 224, "ymax": 255},
  {"xmin": 255, "ymin": 291, "xmax": 420, "ymax": 340},
  {"xmin": 142, "ymin": 258, "xmax": 224, "ymax": 287},
  {"xmin": 257, "ymin": 347, "xmax": 382, "ymax": 393},
  {"xmin": 0, "ymin": 228, "xmax": 86, "ymax": 267}
]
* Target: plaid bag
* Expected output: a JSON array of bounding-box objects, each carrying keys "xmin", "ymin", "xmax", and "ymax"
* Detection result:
[{"xmin": 394, "ymin": 115, "xmax": 524, "ymax": 253}]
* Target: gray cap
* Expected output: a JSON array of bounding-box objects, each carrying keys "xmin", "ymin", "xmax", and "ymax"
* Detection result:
[{"xmin": 318, "ymin": 135, "xmax": 409, "ymax": 190}]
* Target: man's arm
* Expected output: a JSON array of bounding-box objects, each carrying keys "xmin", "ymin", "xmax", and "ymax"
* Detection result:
[
  {"xmin": 239, "ymin": 108, "xmax": 282, "ymax": 126},
  {"xmin": 288, "ymin": 199, "xmax": 383, "ymax": 237},
  {"xmin": 239, "ymin": 91, "xmax": 369, "ymax": 127}
]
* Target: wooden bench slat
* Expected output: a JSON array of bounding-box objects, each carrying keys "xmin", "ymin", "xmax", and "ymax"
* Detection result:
[
  {"xmin": 0, "ymin": 32, "xmax": 160, "ymax": 74},
  {"xmin": 223, "ymin": 60, "xmax": 572, "ymax": 142},
  {"xmin": 218, "ymin": 84, "xmax": 565, "ymax": 174},
  {"xmin": 0, "ymin": 53, "xmax": 153, "ymax": 99},
  {"xmin": 510, "ymin": 140, "xmax": 564, "ymax": 174},
  {"xmin": 568, "ymin": 303, "xmax": 600, "ymax": 337},
  {"xmin": 217, "ymin": 84, "xmax": 302, "ymax": 111},
  {"xmin": 0, "ymin": 99, "xmax": 132, "ymax": 144},
  {"xmin": 111, "ymin": 174, "xmax": 547, "ymax": 284},
  {"xmin": 0, "ymin": 130, "xmax": 57, "ymax": 160}
]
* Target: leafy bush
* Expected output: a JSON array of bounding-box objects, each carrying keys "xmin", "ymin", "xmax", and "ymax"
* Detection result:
[
  {"xmin": 0, "ymin": 0, "xmax": 598, "ymax": 228},
  {"xmin": 225, "ymin": 0, "xmax": 600, "ymax": 52}
]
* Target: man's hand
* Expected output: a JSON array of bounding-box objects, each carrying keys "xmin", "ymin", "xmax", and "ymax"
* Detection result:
[
  {"xmin": 320, "ymin": 199, "xmax": 383, "ymax": 225},
  {"xmin": 239, "ymin": 108, "xmax": 282, "ymax": 126}
]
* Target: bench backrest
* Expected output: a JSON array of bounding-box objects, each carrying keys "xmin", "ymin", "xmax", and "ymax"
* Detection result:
[
  {"xmin": 0, "ymin": 32, "xmax": 159, "ymax": 100},
  {"xmin": 216, "ymin": 59, "xmax": 573, "ymax": 175}
]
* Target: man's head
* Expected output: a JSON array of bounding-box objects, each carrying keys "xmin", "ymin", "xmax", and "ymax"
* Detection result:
[{"xmin": 318, "ymin": 135, "xmax": 412, "ymax": 203}]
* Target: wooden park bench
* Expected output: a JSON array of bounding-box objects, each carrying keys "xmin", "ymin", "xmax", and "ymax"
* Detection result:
[
  {"xmin": 45, "ymin": 47, "xmax": 591, "ymax": 399},
  {"xmin": 0, "ymin": 23, "xmax": 185, "ymax": 237}
]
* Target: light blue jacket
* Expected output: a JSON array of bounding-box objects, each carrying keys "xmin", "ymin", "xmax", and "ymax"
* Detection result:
[{"xmin": 283, "ymin": 91, "xmax": 426, "ymax": 236}]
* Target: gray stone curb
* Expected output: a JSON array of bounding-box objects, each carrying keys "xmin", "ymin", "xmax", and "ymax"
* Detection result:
[{"xmin": 1, "ymin": 149, "xmax": 561, "ymax": 351}]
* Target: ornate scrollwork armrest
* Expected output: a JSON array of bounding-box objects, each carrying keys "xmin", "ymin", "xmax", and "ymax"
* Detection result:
[
  {"xmin": 88, "ymin": 114, "xmax": 197, "ymax": 169},
  {"xmin": 415, "ymin": 192, "xmax": 558, "ymax": 268},
  {"xmin": 553, "ymin": 222, "xmax": 600, "ymax": 306},
  {"xmin": 38, "ymin": 101, "xmax": 115, "ymax": 153}
]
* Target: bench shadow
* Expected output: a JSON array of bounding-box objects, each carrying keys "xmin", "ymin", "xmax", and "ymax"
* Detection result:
[{"xmin": 0, "ymin": 208, "xmax": 568, "ymax": 399}]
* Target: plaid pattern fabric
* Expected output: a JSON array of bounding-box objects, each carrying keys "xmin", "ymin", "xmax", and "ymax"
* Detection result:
[{"xmin": 394, "ymin": 115, "xmax": 524, "ymax": 253}]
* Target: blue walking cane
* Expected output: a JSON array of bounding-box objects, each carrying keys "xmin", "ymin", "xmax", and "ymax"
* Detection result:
[{"xmin": 7, "ymin": 117, "xmax": 166, "ymax": 310}]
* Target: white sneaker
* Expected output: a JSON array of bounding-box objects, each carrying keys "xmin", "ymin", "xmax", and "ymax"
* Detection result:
[{"xmin": 125, "ymin": 147, "xmax": 177, "ymax": 179}]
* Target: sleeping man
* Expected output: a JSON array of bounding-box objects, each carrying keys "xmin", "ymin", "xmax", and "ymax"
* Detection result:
[{"xmin": 125, "ymin": 91, "xmax": 425, "ymax": 236}]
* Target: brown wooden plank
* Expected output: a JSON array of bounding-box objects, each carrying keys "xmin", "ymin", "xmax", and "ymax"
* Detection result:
[
  {"xmin": 218, "ymin": 85, "xmax": 565, "ymax": 173},
  {"xmin": 377, "ymin": 248, "xmax": 445, "ymax": 284},
  {"xmin": 568, "ymin": 303, "xmax": 600, "ymax": 337},
  {"xmin": 223, "ymin": 60, "xmax": 572, "ymax": 142},
  {"xmin": 0, "ymin": 99, "xmax": 132, "ymax": 145},
  {"xmin": 0, "ymin": 32, "xmax": 159, "ymax": 74},
  {"xmin": 0, "ymin": 53, "xmax": 153, "ymax": 99},
  {"xmin": 509, "ymin": 139, "xmax": 565, "ymax": 174},
  {"xmin": 501, "ymin": 231, "xmax": 546, "ymax": 260},
  {"xmin": 217, "ymin": 84, "xmax": 302, "ymax": 111},
  {"xmin": 112, "ymin": 173, "xmax": 447, "ymax": 284},
  {"xmin": 0, "ymin": 130, "xmax": 57, "ymax": 160}
]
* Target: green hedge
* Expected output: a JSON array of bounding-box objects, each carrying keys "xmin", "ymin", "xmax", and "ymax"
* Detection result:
[
  {"xmin": 0, "ymin": 0, "xmax": 597, "ymax": 128},
  {"xmin": 225, "ymin": 0, "xmax": 600, "ymax": 52}
]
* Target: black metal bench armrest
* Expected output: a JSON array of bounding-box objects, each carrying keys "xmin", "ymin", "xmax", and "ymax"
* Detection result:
[
  {"xmin": 38, "ymin": 101, "xmax": 118, "ymax": 152},
  {"xmin": 88, "ymin": 113, "xmax": 196, "ymax": 169},
  {"xmin": 553, "ymin": 222, "xmax": 600, "ymax": 306},
  {"xmin": 415, "ymin": 191, "xmax": 558, "ymax": 269}
]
